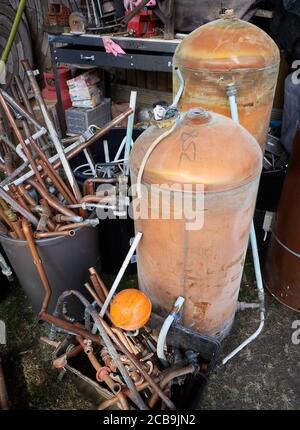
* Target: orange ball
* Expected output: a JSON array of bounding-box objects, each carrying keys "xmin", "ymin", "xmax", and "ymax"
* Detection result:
[{"xmin": 110, "ymin": 289, "xmax": 152, "ymax": 331}]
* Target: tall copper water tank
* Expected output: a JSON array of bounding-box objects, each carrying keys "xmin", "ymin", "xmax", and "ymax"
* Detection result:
[
  {"xmin": 173, "ymin": 10, "xmax": 280, "ymax": 150},
  {"xmin": 264, "ymin": 130, "xmax": 300, "ymax": 311},
  {"xmin": 130, "ymin": 109, "xmax": 262, "ymax": 339}
]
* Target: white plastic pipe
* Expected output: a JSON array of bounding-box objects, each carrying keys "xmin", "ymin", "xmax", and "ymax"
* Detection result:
[
  {"xmin": 222, "ymin": 84, "xmax": 265, "ymax": 365},
  {"xmin": 103, "ymin": 140, "xmax": 112, "ymax": 178},
  {"xmin": 100, "ymin": 232, "xmax": 143, "ymax": 317},
  {"xmin": 157, "ymin": 296, "xmax": 185, "ymax": 367},
  {"xmin": 83, "ymin": 149, "xmax": 96, "ymax": 176}
]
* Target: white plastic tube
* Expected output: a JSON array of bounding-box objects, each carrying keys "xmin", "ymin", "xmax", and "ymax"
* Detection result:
[
  {"xmin": 100, "ymin": 232, "xmax": 143, "ymax": 317},
  {"xmin": 222, "ymin": 84, "xmax": 265, "ymax": 365},
  {"xmin": 157, "ymin": 296, "xmax": 185, "ymax": 367}
]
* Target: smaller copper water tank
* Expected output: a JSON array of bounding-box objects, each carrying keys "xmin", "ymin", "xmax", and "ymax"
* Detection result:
[
  {"xmin": 264, "ymin": 130, "xmax": 300, "ymax": 311},
  {"xmin": 130, "ymin": 109, "xmax": 262, "ymax": 339},
  {"xmin": 173, "ymin": 10, "xmax": 280, "ymax": 150}
]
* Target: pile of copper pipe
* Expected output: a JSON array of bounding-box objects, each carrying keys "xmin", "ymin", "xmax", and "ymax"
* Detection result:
[
  {"xmin": 76, "ymin": 336, "xmax": 130, "ymax": 410},
  {"xmin": 37, "ymin": 271, "xmax": 194, "ymax": 411},
  {"xmin": 0, "ymin": 61, "xmax": 132, "ymax": 244}
]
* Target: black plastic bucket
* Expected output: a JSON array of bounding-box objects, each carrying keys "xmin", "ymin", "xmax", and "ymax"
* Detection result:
[{"xmin": 0, "ymin": 225, "xmax": 101, "ymax": 317}]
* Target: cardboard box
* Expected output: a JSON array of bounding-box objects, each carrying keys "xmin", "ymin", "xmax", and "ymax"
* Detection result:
[
  {"xmin": 67, "ymin": 70, "xmax": 101, "ymax": 90},
  {"xmin": 69, "ymin": 84, "xmax": 102, "ymax": 102},
  {"xmin": 72, "ymin": 93, "xmax": 102, "ymax": 108}
]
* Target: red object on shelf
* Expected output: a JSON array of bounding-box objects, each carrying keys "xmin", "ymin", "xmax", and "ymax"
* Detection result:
[
  {"xmin": 126, "ymin": 9, "xmax": 157, "ymax": 37},
  {"xmin": 42, "ymin": 66, "xmax": 72, "ymax": 112}
]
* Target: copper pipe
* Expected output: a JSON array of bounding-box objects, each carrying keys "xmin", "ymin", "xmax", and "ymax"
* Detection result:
[
  {"xmin": 83, "ymin": 178, "xmax": 118, "ymax": 196},
  {"xmin": 111, "ymin": 328, "xmax": 137, "ymax": 355},
  {"xmin": 50, "ymin": 290, "xmax": 148, "ymax": 410},
  {"xmin": 0, "ymin": 206, "xmax": 15, "ymax": 232},
  {"xmin": 57, "ymin": 222, "xmax": 88, "ymax": 231},
  {"xmin": 148, "ymin": 364, "xmax": 195, "ymax": 409},
  {"xmin": 0, "ymin": 354, "xmax": 9, "ymax": 410},
  {"xmin": 0, "ymin": 201, "xmax": 23, "ymax": 238},
  {"xmin": 53, "ymin": 344, "xmax": 84, "ymax": 369},
  {"xmin": 88, "ymin": 267, "xmax": 109, "ymax": 298},
  {"xmin": 98, "ymin": 382, "xmax": 151, "ymax": 410},
  {"xmin": 34, "ymin": 230, "xmax": 75, "ymax": 239},
  {"xmin": 9, "ymin": 184, "xmax": 31, "ymax": 212},
  {"xmin": 0, "ymin": 187, "xmax": 39, "ymax": 226},
  {"xmin": 84, "ymin": 282, "xmax": 104, "ymax": 308},
  {"xmin": 0, "ymin": 88, "xmax": 44, "ymax": 132},
  {"xmin": 27, "ymin": 179, "xmax": 78, "ymax": 218},
  {"xmin": 22, "ymin": 60, "xmax": 82, "ymax": 202},
  {"xmin": 52, "ymin": 110, "xmax": 133, "ymax": 171},
  {"xmin": 76, "ymin": 336, "xmax": 129, "ymax": 410},
  {"xmin": 100, "ymin": 319, "xmax": 175, "ymax": 410},
  {"xmin": 22, "ymin": 219, "xmax": 52, "ymax": 314},
  {"xmin": 37, "ymin": 157, "xmax": 76, "ymax": 206},
  {"xmin": 84, "ymin": 283, "xmax": 112, "ymax": 322},
  {"xmin": 22, "ymin": 110, "xmax": 133, "ymax": 190},
  {"xmin": 39, "ymin": 312, "xmax": 103, "ymax": 346},
  {"xmin": 14, "ymin": 78, "xmax": 51, "ymax": 156},
  {"xmin": 0, "ymin": 92, "xmax": 47, "ymax": 192},
  {"xmin": 29, "ymin": 137, "xmax": 77, "ymax": 205},
  {"xmin": 101, "ymin": 347, "xmax": 118, "ymax": 373},
  {"xmin": 14, "ymin": 76, "xmax": 34, "ymax": 114},
  {"xmin": 10, "ymin": 83, "xmax": 32, "ymax": 141},
  {"xmin": 89, "ymin": 273, "xmax": 106, "ymax": 303},
  {"xmin": 11, "ymin": 220, "xmax": 24, "ymax": 240},
  {"xmin": 17, "ymin": 184, "xmax": 36, "ymax": 206},
  {"xmin": 83, "ymin": 180, "xmax": 95, "ymax": 197}
]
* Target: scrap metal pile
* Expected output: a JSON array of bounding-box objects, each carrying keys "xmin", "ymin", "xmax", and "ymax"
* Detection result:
[
  {"xmin": 0, "ymin": 59, "xmax": 133, "ymax": 243},
  {"xmin": 40, "ymin": 268, "xmax": 199, "ymax": 411}
]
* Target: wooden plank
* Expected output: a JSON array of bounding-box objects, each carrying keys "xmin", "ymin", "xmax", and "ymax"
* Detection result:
[
  {"xmin": 111, "ymin": 83, "xmax": 172, "ymax": 107},
  {"xmin": 146, "ymin": 71, "xmax": 157, "ymax": 90}
]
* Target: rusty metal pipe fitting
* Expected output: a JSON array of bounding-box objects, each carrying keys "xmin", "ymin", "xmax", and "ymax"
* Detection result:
[{"xmin": 53, "ymin": 215, "xmax": 83, "ymax": 224}]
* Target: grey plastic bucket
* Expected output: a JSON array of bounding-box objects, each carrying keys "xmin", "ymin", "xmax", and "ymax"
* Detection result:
[{"xmin": 0, "ymin": 225, "xmax": 101, "ymax": 318}]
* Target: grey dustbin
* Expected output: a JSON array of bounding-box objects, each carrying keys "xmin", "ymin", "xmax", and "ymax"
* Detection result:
[{"xmin": 0, "ymin": 225, "xmax": 101, "ymax": 318}]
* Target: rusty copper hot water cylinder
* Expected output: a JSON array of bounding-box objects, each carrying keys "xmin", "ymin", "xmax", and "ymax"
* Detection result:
[
  {"xmin": 130, "ymin": 109, "xmax": 262, "ymax": 339},
  {"xmin": 264, "ymin": 130, "xmax": 300, "ymax": 311},
  {"xmin": 173, "ymin": 10, "xmax": 280, "ymax": 150}
]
